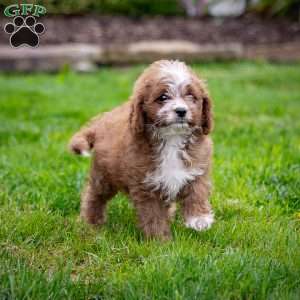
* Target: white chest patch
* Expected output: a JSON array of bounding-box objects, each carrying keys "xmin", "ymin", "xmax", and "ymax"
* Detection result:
[{"xmin": 145, "ymin": 134, "xmax": 203, "ymax": 201}]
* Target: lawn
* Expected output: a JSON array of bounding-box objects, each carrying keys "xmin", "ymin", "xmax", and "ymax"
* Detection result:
[{"xmin": 0, "ymin": 62, "xmax": 299, "ymax": 299}]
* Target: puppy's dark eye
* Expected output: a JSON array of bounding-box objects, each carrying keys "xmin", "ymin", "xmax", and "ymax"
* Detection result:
[{"xmin": 157, "ymin": 94, "xmax": 169, "ymax": 102}]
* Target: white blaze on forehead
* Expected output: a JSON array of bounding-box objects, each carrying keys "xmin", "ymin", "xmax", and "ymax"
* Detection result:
[{"xmin": 158, "ymin": 60, "xmax": 191, "ymax": 96}]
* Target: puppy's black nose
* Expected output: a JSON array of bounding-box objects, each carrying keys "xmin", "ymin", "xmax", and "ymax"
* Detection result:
[{"xmin": 175, "ymin": 107, "xmax": 187, "ymax": 118}]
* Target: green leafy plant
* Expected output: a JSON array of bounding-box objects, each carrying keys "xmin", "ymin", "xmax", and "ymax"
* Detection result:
[
  {"xmin": 255, "ymin": 0, "xmax": 300, "ymax": 20},
  {"xmin": 0, "ymin": 0, "xmax": 184, "ymax": 16}
]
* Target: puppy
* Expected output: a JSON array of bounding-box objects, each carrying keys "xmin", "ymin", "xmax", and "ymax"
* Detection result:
[{"xmin": 69, "ymin": 60, "xmax": 214, "ymax": 240}]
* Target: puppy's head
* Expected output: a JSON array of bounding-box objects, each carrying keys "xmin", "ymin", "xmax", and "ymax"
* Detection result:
[{"xmin": 130, "ymin": 60, "xmax": 213, "ymax": 138}]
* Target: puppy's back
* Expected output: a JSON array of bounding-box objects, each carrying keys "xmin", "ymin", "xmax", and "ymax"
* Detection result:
[{"xmin": 69, "ymin": 101, "xmax": 131, "ymax": 157}]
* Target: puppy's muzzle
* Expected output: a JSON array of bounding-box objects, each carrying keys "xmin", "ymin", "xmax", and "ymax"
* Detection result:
[{"xmin": 175, "ymin": 107, "xmax": 187, "ymax": 118}]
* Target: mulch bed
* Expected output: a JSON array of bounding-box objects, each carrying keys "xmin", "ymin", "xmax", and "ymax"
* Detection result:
[{"xmin": 1, "ymin": 14, "xmax": 300, "ymax": 46}]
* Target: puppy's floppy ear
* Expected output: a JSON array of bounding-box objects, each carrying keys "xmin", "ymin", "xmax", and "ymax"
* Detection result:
[
  {"xmin": 201, "ymin": 96, "xmax": 213, "ymax": 135},
  {"xmin": 129, "ymin": 95, "xmax": 145, "ymax": 135}
]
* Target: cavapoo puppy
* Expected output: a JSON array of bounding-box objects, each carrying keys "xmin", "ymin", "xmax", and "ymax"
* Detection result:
[{"xmin": 69, "ymin": 60, "xmax": 214, "ymax": 240}]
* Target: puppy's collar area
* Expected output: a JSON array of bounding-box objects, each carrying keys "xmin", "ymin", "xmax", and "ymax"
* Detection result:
[
  {"xmin": 158, "ymin": 123, "xmax": 192, "ymax": 138},
  {"xmin": 144, "ymin": 133, "xmax": 204, "ymax": 201}
]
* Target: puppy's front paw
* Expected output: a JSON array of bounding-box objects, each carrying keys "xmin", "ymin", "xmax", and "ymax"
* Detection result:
[{"xmin": 185, "ymin": 213, "xmax": 214, "ymax": 231}]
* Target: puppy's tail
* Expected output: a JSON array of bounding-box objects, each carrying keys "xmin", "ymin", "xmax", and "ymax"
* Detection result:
[{"xmin": 69, "ymin": 129, "xmax": 95, "ymax": 157}]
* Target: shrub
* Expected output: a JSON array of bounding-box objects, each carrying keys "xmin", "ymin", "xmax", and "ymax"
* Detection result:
[
  {"xmin": 0, "ymin": 0, "xmax": 184, "ymax": 16},
  {"xmin": 255, "ymin": 0, "xmax": 300, "ymax": 20}
]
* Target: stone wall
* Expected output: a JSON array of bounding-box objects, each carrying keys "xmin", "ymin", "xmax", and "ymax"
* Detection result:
[{"xmin": 0, "ymin": 41, "xmax": 299, "ymax": 72}]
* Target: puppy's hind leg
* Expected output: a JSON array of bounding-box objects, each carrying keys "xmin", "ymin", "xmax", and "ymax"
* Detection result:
[{"xmin": 80, "ymin": 177, "xmax": 115, "ymax": 226}]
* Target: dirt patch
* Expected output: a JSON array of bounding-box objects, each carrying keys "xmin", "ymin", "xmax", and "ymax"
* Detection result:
[{"xmin": 0, "ymin": 15, "xmax": 300, "ymax": 46}]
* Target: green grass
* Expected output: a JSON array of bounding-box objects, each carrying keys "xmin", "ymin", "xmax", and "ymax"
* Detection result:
[{"xmin": 0, "ymin": 62, "xmax": 300, "ymax": 299}]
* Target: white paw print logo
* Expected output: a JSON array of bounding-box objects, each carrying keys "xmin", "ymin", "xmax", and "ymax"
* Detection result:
[{"xmin": 4, "ymin": 15, "xmax": 45, "ymax": 48}]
